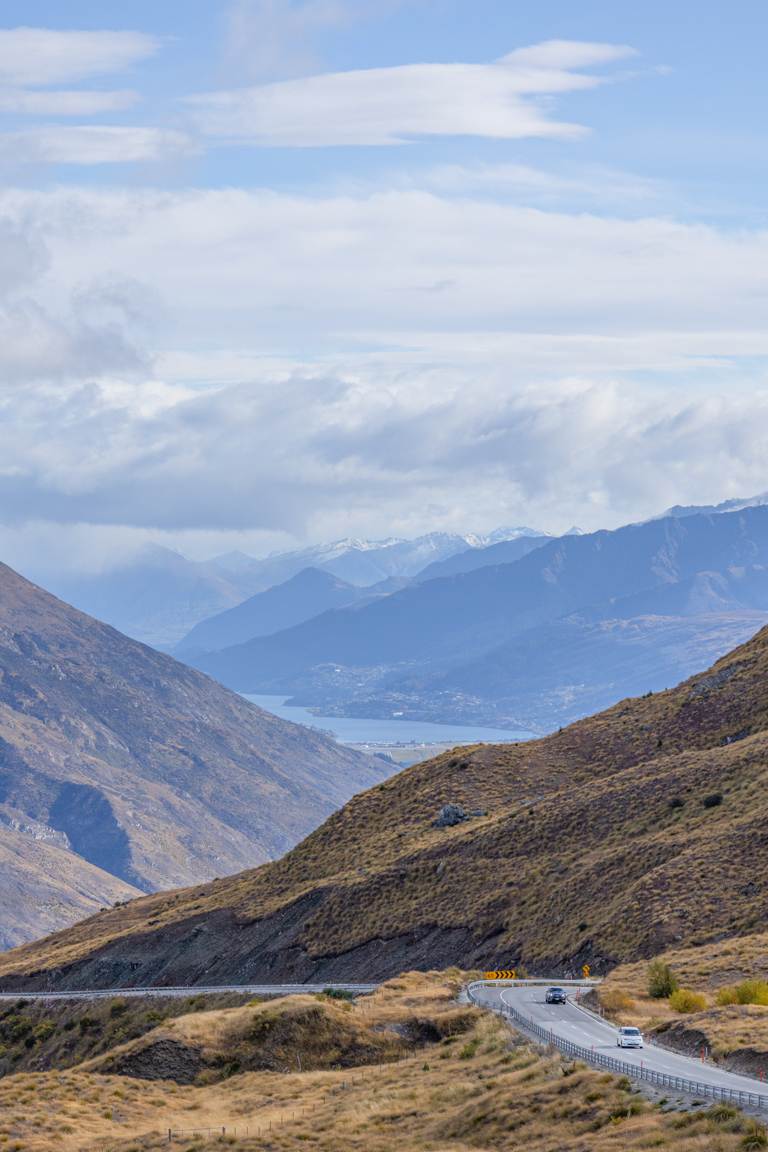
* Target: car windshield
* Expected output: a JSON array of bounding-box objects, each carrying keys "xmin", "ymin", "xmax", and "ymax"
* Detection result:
[
  {"xmin": 622, "ymin": 1028, "xmax": 640, "ymax": 1035},
  {"xmin": 549, "ymin": 988, "xmax": 564, "ymax": 993}
]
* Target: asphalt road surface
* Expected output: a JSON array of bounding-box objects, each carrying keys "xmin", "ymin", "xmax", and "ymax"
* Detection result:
[
  {"xmin": 0, "ymin": 983, "xmax": 377, "ymax": 1001},
  {"xmin": 472, "ymin": 981, "xmax": 768, "ymax": 1105}
]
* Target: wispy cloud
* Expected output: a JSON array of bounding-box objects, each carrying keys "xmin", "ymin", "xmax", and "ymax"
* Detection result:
[
  {"xmin": 187, "ymin": 39, "xmax": 636, "ymax": 147},
  {"xmin": 415, "ymin": 162, "xmax": 665, "ymax": 212},
  {"xmin": 0, "ymin": 126, "xmax": 195, "ymax": 165},
  {"xmin": 0, "ymin": 89, "xmax": 140, "ymax": 115},
  {"xmin": 0, "ymin": 28, "xmax": 158, "ymax": 86}
]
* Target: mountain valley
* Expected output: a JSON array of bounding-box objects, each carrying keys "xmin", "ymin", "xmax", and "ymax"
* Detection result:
[
  {"xmin": 0, "ymin": 563, "xmax": 382, "ymax": 949},
  {"xmin": 5, "ymin": 618, "xmax": 768, "ymax": 988}
]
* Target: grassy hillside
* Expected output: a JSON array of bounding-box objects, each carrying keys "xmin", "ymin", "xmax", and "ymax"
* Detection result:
[
  {"xmin": 0, "ymin": 975, "xmax": 763, "ymax": 1152},
  {"xmin": 0, "ymin": 561, "xmax": 382, "ymax": 948},
  {"xmin": 4, "ymin": 620, "xmax": 768, "ymax": 986}
]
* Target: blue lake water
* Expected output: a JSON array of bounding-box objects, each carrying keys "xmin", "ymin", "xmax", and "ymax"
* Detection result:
[{"xmin": 244, "ymin": 694, "xmax": 536, "ymax": 747}]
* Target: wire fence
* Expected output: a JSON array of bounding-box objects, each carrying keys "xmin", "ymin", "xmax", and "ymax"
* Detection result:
[
  {"xmin": 466, "ymin": 981, "xmax": 768, "ymax": 1112},
  {"xmin": 161, "ymin": 1054, "xmax": 422, "ymax": 1143}
]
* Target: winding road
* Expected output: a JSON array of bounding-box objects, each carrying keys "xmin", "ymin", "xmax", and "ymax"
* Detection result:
[
  {"xmin": 6, "ymin": 976, "xmax": 768, "ymax": 1110},
  {"xmin": 470, "ymin": 980, "xmax": 768, "ymax": 1109}
]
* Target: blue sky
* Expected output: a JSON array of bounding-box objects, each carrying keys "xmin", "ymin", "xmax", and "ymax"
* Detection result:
[
  {"xmin": 3, "ymin": 0, "xmax": 765, "ymax": 215},
  {"xmin": 0, "ymin": 1, "xmax": 766, "ymax": 572}
]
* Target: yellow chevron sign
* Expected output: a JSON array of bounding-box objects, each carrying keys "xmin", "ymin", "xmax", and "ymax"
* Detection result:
[{"xmin": 484, "ymin": 969, "xmax": 516, "ymax": 980}]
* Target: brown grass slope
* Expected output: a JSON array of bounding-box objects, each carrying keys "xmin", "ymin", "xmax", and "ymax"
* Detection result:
[
  {"xmin": 4, "ymin": 622, "xmax": 768, "ymax": 986},
  {"xmin": 0, "ymin": 976, "xmax": 763, "ymax": 1152},
  {"xmin": 0, "ymin": 562, "xmax": 381, "ymax": 948}
]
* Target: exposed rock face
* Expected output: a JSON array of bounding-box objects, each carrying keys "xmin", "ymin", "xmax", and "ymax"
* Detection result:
[
  {"xmin": 0, "ymin": 561, "xmax": 384, "ymax": 948},
  {"xmin": 101, "ymin": 1037, "xmax": 204, "ymax": 1084}
]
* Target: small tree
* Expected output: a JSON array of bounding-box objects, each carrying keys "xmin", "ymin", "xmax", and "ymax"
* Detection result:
[{"xmin": 647, "ymin": 959, "xmax": 679, "ymax": 999}]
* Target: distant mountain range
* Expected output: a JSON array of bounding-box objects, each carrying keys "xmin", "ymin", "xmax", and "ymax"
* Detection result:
[
  {"xmin": 189, "ymin": 505, "xmax": 768, "ymax": 731},
  {"xmin": 35, "ymin": 529, "xmax": 535, "ymax": 648},
  {"xmin": 656, "ymin": 491, "xmax": 768, "ymax": 520},
  {"xmin": 176, "ymin": 567, "xmax": 384, "ymax": 654},
  {"xmin": 0, "ymin": 562, "xmax": 382, "ymax": 949}
]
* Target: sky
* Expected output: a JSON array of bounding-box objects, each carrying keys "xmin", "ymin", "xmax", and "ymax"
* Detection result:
[{"xmin": 0, "ymin": 0, "xmax": 767, "ymax": 574}]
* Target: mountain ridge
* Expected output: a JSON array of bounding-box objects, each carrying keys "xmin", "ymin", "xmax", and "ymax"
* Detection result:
[
  {"xmin": 176, "ymin": 567, "xmax": 371, "ymax": 654},
  {"xmin": 4, "ymin": 619, "xmax": 768, "ymax": 985},
  {"xmin": 0, "ymin": 561, "xmax": 382, "ymax": 949}
]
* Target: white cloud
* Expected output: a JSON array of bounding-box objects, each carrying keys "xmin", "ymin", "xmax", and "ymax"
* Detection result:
[
  {"xmin": 0, "ymin": 88, "xmax": 140, "ymax": 115},
  {"xmin": 0, "ymin": 126, "xmax": 196, "ymax": 165},
  {"xmin": 187, "ymin": 39, "xmax": 635, "ymax": 146},
  {"xmin": 0, "ymin": 28, "xmax": 158, "ymax": 87},
  {"xmin": 16, "ymin": 185, "xmax": 767, "ymax": 355},
  {"xmin": 407, "ymin": 162, "xmax": 665, "ymax": 212},
  {"xmin": 0, "ymin": 182, "xmax": 766, "ymax": 554},
  {"xmin": 501, "ymin": 40, "xmax": 636, "ymax": 70}
]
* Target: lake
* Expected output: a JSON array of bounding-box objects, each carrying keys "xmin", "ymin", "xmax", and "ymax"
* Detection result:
[{"xmin": 244, "ymin": 694, "xmax": 535, "ymax": 748}]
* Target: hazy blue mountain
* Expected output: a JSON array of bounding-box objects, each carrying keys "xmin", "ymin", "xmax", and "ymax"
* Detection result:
[
  {"xmin": 192, "ymin": 507, "xmax": 768, "ymax": 729},
  {"xmin": 411, "ymin": 567, "xmax": 768, "ymax": 728},
  {"xmin": 656, "ymin": 492, "xmax": 768, "ymax": 520},
  {"xmin": 35, "ymin": 530, "xmax": 537, "ymax": 649},
  {"xmin": 38, "ymin": 545, "xmax": 262, "ymax": 649},
  {"xmin": 176, "ymin": 567, "xmax": 373, "ymax": 654},
  {"xmin": 414, "ymin": 532, "xmax": 550, "ymax": 582},
  {"xmin": 213, "ymin": 530, "xmax": 537, "ymax": 591}
]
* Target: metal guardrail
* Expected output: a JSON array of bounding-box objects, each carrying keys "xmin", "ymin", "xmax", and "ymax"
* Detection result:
[
  {"xmin": 0, "ymin": 983, "xmax": 377, "ymax": 1001},
  {"xmin": 467, "ymin": 981, "xmax": 768, "ymax": 1112}
]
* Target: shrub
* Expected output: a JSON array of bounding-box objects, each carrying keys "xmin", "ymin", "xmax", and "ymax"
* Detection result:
[
  {"xmin": 32, "ymin": 1020, "xmax": 55, "ymax": 1043},
  {"xmin": 668, "ymin": 797, "xmax": 685, "ymax": 810},
  {"xmin": 703, "ymin": 792, "xmax": 723, "ymax": 808},
  {"xmin": 707, "ymin": 1102, "xmax": 740, "ymax": 1124},
  {"xmin": 717, "ymin": 979, "xmax": 768, "ymax": 1007},
  {"xmin": 669, "ymin": 987, "xmax": 707, "ymax": 1013},
  {"xmin": 600, "ymin": 990, "xmax": 636, "ymax": 1013},
  {"xmin": 742, "ymin": 1120, "xmax": 768, "ymax": 1149},
  {"xmin": 648, "ymin": 960, "xmax": 679, "ymax": 999}
]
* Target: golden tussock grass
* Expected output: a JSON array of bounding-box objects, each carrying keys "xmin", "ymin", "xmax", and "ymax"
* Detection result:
[{"xmin": 0, "ymin": 973, "xmax": 764, "ymax": 1152}]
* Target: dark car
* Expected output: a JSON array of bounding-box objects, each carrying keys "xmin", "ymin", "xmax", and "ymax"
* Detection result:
[{"xmin": 545, "ymin": 986, "xmax": 567, "ymax": 1004}]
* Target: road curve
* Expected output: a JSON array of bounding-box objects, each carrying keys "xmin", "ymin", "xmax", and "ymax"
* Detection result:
[
  {"xmin": 470, "ymin": 980, "xmax": 768, "ymax": 1110},
  {"xmin": 0, "ymin": 983, "xmax": 377, "ymax": 1002}
]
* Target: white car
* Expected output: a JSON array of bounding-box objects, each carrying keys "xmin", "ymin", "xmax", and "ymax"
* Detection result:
[{"xmin": 617, "ymin": 1026, "xmax": 644, "ymax": 1049}]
